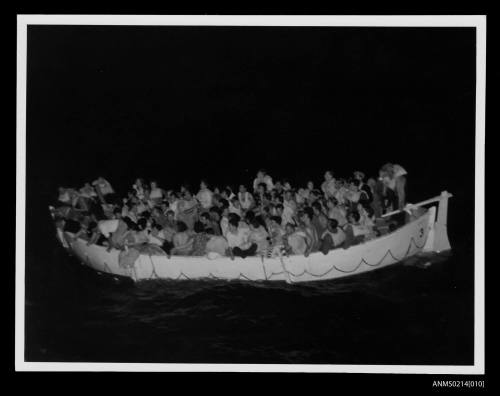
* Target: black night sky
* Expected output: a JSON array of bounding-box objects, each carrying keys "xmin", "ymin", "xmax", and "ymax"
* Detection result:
[{"xmin": 26, "ymin": 25, "xmax": 476, "ymax": 212}]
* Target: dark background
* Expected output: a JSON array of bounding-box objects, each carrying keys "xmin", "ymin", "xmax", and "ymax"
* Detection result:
[
  {"xmin": 23, "ymin": 25, "xmax": 478, "ymax": 366},
  {"xmin": 26, "ymin": 26, "xmax": 475, "ymax": 203}
]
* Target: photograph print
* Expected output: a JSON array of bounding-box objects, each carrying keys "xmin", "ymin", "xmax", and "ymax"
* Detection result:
[{"xmin": 16, "ymin": 15, "xmax": 485, "ymax": 373}]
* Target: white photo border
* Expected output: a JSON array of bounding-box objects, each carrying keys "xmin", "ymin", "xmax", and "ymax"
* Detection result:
[{"xmin": 15, "ymin": 14, "xmax": 486, "ymax": 374}]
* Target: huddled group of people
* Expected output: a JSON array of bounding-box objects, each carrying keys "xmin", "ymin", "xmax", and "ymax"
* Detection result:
[{"xmin": 51, "ymin": 164, "xmax": 408, "ymax": 267}]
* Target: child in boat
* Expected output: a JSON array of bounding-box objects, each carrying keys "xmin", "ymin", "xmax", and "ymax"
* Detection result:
[{"xmin": 320, "ymin": 219, "xmax": 346, "ymax": 254}]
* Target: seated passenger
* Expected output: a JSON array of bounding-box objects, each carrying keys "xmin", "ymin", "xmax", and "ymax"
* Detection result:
[
  {"xmin": 320, "ymin": 219, "xmax": 346, "ymax": 254},
  {"xmin": 253, "ymin": 169, "xmax": 274, "ymax": 192},
  {"xmin": 298, "ymin": 209, "xmax": 319, "ymax": 255},
  {"xmin": 89, "ymin": 216, "xmax": 129, "ymax": 251},
  {"xmin": 343, "ymin": 211, "xmax": 369, "ymax": 248},
  {"xmin": 248, "ymin": 219, "xmax": 270, "ymax": 256},
  {"xmin": 284, "ymin": 223, "xmax": 309, "ymax": 256},
  {"xmin": 321, "ymin": 170, "xmax": 337, "ymax": 198},
  {"xmin": 326, "ymin": 198, "xmax": 348, "ymax": 227},
  {"xmin": 148, "ymin": 180, "xmax": 164, "ymax": 206},
  {"xmin": 177, "ymin": 190, "xmax": 199, "ymax": 230},
  {"xmin": 171, "ymin": 221, "xmax": 194, "ymax": 256},
  {"xmin": 207, "ymin": 207, "xmax": 223, "ymax": 236},
  {"xmin": 238, "ymin": 184, "xmax": 254, "ymax": 211},
  {"xmin": 190, "ymin": 221, "xmax": 211, "ymax": 256},
  {"xmin": 226, "ymin": 218, "xmax": 257, "ymax": 259},
  {"xmin": 205, "ymin": 229, "xmax": 230, "ymax": 257},
  {"xmin": 196, "ymin": 179, "xmax": 214, "ymax": 211},
  {"xmin": 311, "ymin": 201, "xmax": 329, "ymax": 238},
  {"xmin": 229, "ymin": 197, "xmax": 243, "ymax": 217}
]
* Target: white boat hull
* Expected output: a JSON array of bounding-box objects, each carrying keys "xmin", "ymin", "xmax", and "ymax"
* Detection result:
[{"xmin": 64, "ymin": 206, "xmax": 442, "ymax": 283}]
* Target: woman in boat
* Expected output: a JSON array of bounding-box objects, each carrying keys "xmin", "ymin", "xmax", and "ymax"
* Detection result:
[
  {"xmin": 177, "ymin": 190, "xmax": 199, "ymax": 230},
  {"xmin": 171, "ymin": 221, "xmax": 194, "ymax": 256},
  {"xmin": 320, "ymin": 218, "xmax": 346, "ymax": 254}
]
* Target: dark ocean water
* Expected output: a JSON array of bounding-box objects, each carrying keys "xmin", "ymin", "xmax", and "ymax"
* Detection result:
[{"xmin": 24, "ymin": 195, "xmax": 475, "ymax": 365}]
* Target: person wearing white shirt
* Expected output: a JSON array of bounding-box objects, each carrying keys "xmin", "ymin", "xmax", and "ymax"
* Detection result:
[
  {"xmin": 149, "ymin": 180, "xmax": 164, "ymax": 206},
  {"xmin": 229, "ymin": 198, "xmax": 243, "ymax": 217},
  {"xmin": 321, "ymin": 171, "xmax": 337, "ymax": 198},
  {"xmin": 238, "ymin": 185, "xmax": 254, "ymax": 210},
  {"xmin": 196, "ymin": 180, "xmax": 213, "ymax": 210},
  {"xmin": 252, "ymin": 169, "xmax": 274, "ymax": 192},
  {"xmin": 226, "ymin": 219, "xmax": 257, "ymax": 258}
]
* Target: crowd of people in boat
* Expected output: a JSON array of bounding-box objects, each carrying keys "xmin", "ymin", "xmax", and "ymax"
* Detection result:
[{"xmin": 52, "ymin": 164, "xmax": 408, "ymax": 263}]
